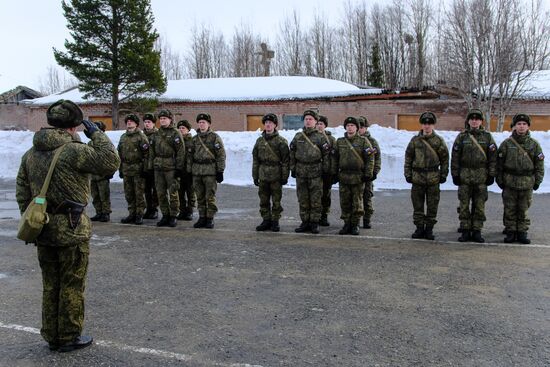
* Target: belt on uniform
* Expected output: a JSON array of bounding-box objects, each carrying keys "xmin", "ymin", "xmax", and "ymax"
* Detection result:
[
  {"xmin": 193, "ymin": 159, "xmax": 215, "ymax": 164},
  {"xmin": 297, "ymin": 160, "xmax": 321, "ymax": 165},
  {"xmin": 504, "ymin": 169, "xmax": 534, "ymax": 176},
  {"xmin": 413, "ymin": 166, "xmax": 439, "ymax": 172},
  {"xmin": 260, "ymin": 161, "xmax": 280, "ymax": 166}
]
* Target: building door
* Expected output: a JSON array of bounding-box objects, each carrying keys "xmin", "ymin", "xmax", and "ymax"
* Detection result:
[
  {"xmin": 90, "ymin": 116, "xmax": 113, "ymax": 130},
  {"xmin": 397, "ymin": 114, "xmax": 419, "ymax": 131},
  {"xmin": 247, "ymin": 115, "xmax": 263, "ymax": 131}
]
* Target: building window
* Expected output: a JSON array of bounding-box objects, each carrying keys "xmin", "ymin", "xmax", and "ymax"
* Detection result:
[{"xmin": 282, "ymin": 114, "xmax": 303, "ymax": 130}]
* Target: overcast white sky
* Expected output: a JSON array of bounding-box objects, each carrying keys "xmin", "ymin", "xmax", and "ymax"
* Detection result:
[{"xmin": 0, "ymin": 0, "xmax": 388, "ymax": 94}]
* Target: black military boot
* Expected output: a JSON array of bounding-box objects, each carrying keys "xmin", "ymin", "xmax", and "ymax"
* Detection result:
[
  {"xmin": 350, "ymin": 223, "xmax": 360, "ymax": 236},
  {"xmin": 319, "ymin": 215, "xmax": 330, "ymax": 227},
  {"xmin": 504, "ymin": 230, "xmax": 516, "ymax": 243},
  {"xmin": 58, "ymin": 335, "xmax": 93, "ymax": 353},
  {"xmin": 121, "ymin": 214, "xmax": 136, "ymax": 224},
  {"xmin": 144, "ymin": 209, "xmax": 158, "ymax": 219},
  {"xmin": 363, "ymin": 217, "xmax": 371, "ymax": 229},
  {"xmin": 205, "ymin": 217, "xmax": 214, "ymax": 229},
  {"xmin": 411, "ymin": 225, "xmax": 425, "ymax": 239},
  {"xmin": 182, "ymin": 208, "xmax": 193, "ymax": 221},
  {"xmin": 339, "ymin": 222, "xmax": 351, "ymax": 235},
  {"xmin": 193, "ymin": 217, "xmax": 207, "ymax": 228},
  {"xmin": 134, "ymin": 215, "xmax": 143, "ymax": 225},
  {"xmin": 256, "ymin": 219, "xmax": 272, "ymax": 231},
  {"xmin": 424, "ymin": 225, "xmax": 435, "ymax": 240},
  {"xmin": 294, "ymin": 222, "xmax": 310, "ymax": 233},
  {"xmin": 271, "ymin": 220, "xmax": 280, "ymax": 232},
  {"xmin": 90, "ymin": 213, "xmax": 102, "ymax": 222},
  {"xmin": 99, "ymin": 213, "xmax": 110, "ymax": 222},
  {"xmin": 516, "ymin": 231, "xmax": 531, "ymax": 244},
  {"xmin": 156, "ymin": 216, "xmax": 170, "ymax": 227},
  {"xmin": 168, "ymin": 216, "xmax": 177, "ymax": 227},
  {"xmin": 458, "ymin": 230, "xmax": 471, "ymax": 242},
  {"xmin": 471, "ymin": 230, "xmax": 485, "ymax": 243},
  {"xmin": 310, "ymin": 223, "xmax": 320, "ymax": 234},
  {"xmin": 176, "ymin": 212, "xmax": 186, "ymax": 220}
]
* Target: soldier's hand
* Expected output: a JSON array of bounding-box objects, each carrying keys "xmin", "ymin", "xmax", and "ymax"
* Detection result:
[
  {"xmin": 106, "ymin": 174, "xmax": 114, "ymax": 180},
  {"xmin": 361, "ymin": 176, "xmax": 371, "ymax": 183},
  {"xmin": 140, "ymin": 171, "xmax": 148, "ymax": 179},
  {"xmin": 372, "ymin": 173, "xmax": 377, "ymax": 181},
  {"xmin": 254, "ymin": 179, "xmax": 259, "ymax": 186},
  {"xmin": 291, "ymin": 171, "xmax": 296, "ymax": 178},
  {"xmin": 533, "ymin": 183, "xmax": 540, "ymax": 191},
  {"xmin": 485, "ymin": 176, "xmax": 494, "ymax": 186},
  {"xmin": 280, "ymin": 178, "xmax": 288, "ymax": 185},
  {"xmin": 216, "ymin": 172, "xmax": 224, "ymax": 183},
  {"xmin": 452, "ymin": 176, "xmax": 461, "ymax": 186},
  {"xmin": 332, "ymin": 175, "xmax": 339, "ymax": 185},
  {"xmin": 405, "ymin": 176, "xmax": 412, "ymax": 184},
  {"xmin": 439, "ymin": 176, "xmax": 447, "ymax": 184},
  {"xmin": 118, "ymin": 171, "xmax": 124, "ymax": 179},
  {"xmin": 82, "ymin": 120, "xmax": 99, "ymax": 139}
]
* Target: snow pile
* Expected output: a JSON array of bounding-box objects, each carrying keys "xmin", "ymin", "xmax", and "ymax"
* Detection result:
[{"xmin": 2, "ymin": 126, "xmax": 548, "ymax": 193}]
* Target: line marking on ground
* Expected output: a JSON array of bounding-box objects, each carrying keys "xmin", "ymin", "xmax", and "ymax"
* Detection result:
[{"xmin": 0, "ymin": 321, "xmax": 263, "ymax": 367}]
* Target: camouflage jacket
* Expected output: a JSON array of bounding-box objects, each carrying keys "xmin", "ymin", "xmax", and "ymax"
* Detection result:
[
  {"xmin": 332, "ymin": 133, "xmax": 375, "ymax": 185},
  {"xmin": 118, "ymin": 129, "xmax": 149, "ymax": 177},
  {"xmin": 187, "ymin": 129, "xmax": 226, "ymax": 176},
  {"xmin": 181, "ymin": 133, "xmax": 193, "ymax": 173},
  {"xmin": 147, "ymin": 124, "xmax": 185, "ymax": 172},
  {"xmin": 497, "ymin": 131, "xmax": 545, "ymax": 190},
  {"xmin": 404, "ymin": 131, "xmax": 449, "ymax": 185},
  {"xmin": 252, "ymin": 131, "xmax": 290, "ymax": 182},
  {"xmin": 289, "ymin": 127, "xmax": 331, "ymax": 178},
  {"xmin": 88, "ymin": 138, "xmax": 114, "ymax": 181},
  {"xmin": 319, "ymin": 130, "xmax": 336, "ymax": 177},
  {"xmin": 143, "ymin": 127, "xmax": 158, "ymax": 139},
  {"xmin": 362, "ymin": 131, "xmax": 382, "ymax": 178},
  {"xmin": 451, "ymin": 126, "xmax": 497, "ymax": 185},
  {"xmin": 16, "ymin": 128, "xmax": 120, "ymax": 247}
]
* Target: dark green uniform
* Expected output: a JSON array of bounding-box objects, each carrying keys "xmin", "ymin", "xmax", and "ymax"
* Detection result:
[
  {"xmin": 319, "ymin": 131, "xmax": 336, "ymax": 223},
  {"xmin": 148, "ymin": 124, "xmax": 186, "ymax": 218},
  {"xmin": 404, "ymin": 131, "xmax": 449, "ymax": 228},
  {"xmin": 178, "ymin": 133, "xmax": 196, "ymax": 218},
  {"xmin": 290, "ymin": 127, "xmax": 331, "ymax": 225},
  {"xmin": 16, "ymin": 127, "xmax": 119, "ymax": 347},
  {"xmin": 252, "ymin": 130, "xmax": 290, "ymax": 222},
  {"xmin": 88, "ymin": 139, "xmax": 112, "ymax": 217},
  {"xmin": 361, "ymin": 131, "xmax": 381, "ymax": 225},
  {"xmin": 497, "ymin": 131, "xmax": 544, "ymax": 233},
  {"xmin": 118, "ymin": 129, "xmax": 149, "ymax": 217},
  {"xmin": 187, "ymin": 129, "xmax": 226, "ymax": 219},
  {"xmin": 332, "ymin": 133, "xmax": 375, "ymax": 229},
  {"xmin": 143, "ymin": 127, "xmax": 159, "ymax": 216},
  {"xmin": 451, "ymin": 126, "xmax": 497, "ymax": 232}
]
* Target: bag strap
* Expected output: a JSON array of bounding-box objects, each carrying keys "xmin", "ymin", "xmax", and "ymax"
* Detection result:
[
  {"xmin": 467, "ymin": 133, "xmax": 487, "ymax": 160},
  {"xmin": 197, "ymin": 134, "xmax": 216, "ymax": 160},
  {"xmin": 420, "ymin": 138, "xmax": 439, "ymax": 161},
  {"xmin": 262, "ymin": 136, "xmax": 280, "ymax": 161},
  {"xmin": 300, "ymin": 132, "xmax": 321, "ymax": 154},
  {"xmin": 509, "ymin": 136, "xmax": 531, "ymax": 160},
  {"xmin": 344, "ymin": 138, "xmax": 364, "ymax": 165},
  {"xmin": 38, "ymin": 144, "xmax": 67, "ymax": 197}
]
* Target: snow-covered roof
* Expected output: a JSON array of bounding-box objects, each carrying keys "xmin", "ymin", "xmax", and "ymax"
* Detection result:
[
  {"xmin": 25, "ymin": 76, "xmax": 384, "ymax": 105},
  {"xmin": 518, "ymin": 69, "xmax": 550, "ymax": 99}
]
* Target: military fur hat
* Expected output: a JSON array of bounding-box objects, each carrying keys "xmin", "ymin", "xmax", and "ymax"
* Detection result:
[
  {"xmin": 419, "ymin": 111, "xmax": 437, "ymax": 124},
  {"xmin": 94, "ymin": 121, "xmax": 107, "ymax": 132},
  {"xmin": 343, "ymin": 116, "xmax": 359, "ymax": 129},
  {"xmin": 302, "ymin": 109, "xmax": 319, "ymax": 121},
  {"xmin": 318, "ymin": 115, "xmax": 328, "ymax": 127},
  {"xmin": 177, "ymin": 119, "xmax": 192, "ymax": 130},
  {"xmin": 143, "ymin": 113, "xmax": 157, "ymax": 122},
  {"xmin": 262, "ymin": 113, "xmax": 278, "ymax": 125},
  {"xmin": 46, "ymin": 99, "xmax": 83, "ymax": 128},
  {"xmin": 125, "ymin": 114, "xmax": 140, "ymax": 124},
  {"xmin": 466, "ymin": 109, "xmax": 484, "ymax": 121},
  {"xmin": 358, "ymin": 115, "xmax": 369, "ymax": 128},
  {"xmin": 196, "ymin": 113, "xmax": 211, "ymax": 123},
  {"xmin": 158, "ymin": 109, "xmax": 173, "ymax": 120},
  {"xmin": 511, "ymin": 113, "xmax": 531, "ymax": 127}
]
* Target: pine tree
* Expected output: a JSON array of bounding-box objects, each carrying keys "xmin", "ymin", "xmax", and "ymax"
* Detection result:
[
  {"xmin": 369, "ymin": 42, "xmax": 384, "ymax": 88},
  {"xmin": 54, "ymin": 0, "xmax": 166, "ymax": 129}
]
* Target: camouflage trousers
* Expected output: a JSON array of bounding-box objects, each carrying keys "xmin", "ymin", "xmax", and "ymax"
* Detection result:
[
  {"xmin": 295, "ymin": 176, "xmax": 323, "ymax": 223},
  {"xmin": 502, "ymin": 188, "xmax": 533, "ymax": 232},
  {"xmin": 411, "ymin": 184, "xmax": 440, "ymax": 226},
  {"xmin": 155, "ymin": 170, "xmax": 180, "ymax": 217},
  {"xmin": 123, "ymin": 175, "xmax": 146, "ymax": 216},
  {"xmin": 37, "ymin": 243, "xmax": 89, "ymax": 345},
  {"xmin": 321, "ymin": 175, "xmax": 333, "ymax": 217},
  {"xmin": 458, "ymin": 184, "xmax": 488, "ymax": 231},
  {"xmin": 193, "ymin": 175, "xmax": 218, "ymax": 218},
  {"xmin": 258, "ymin": 180, "xmax": 283, "ymax": 220},
  {"xmin": 339, "ymin": 183, "xmax": 365, "ymax": 225},
  {"xmin": 363, "ymin": 180, "xmax": 374, "ymax": 220},
  {"xmin": 90, "ymin": 178, "xmax": 111, "ymax": 214},
  {"xmin": 144, "ymin": 172, "xmax": 158, "ymax": 213},
  {"xmin": 178, "ymin": 173, "xmax": 196, "ymax": 215}
]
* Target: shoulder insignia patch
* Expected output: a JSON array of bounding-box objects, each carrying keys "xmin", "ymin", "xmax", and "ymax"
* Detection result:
[
  {"xmin": 538, "ymin": 152, "xmax": 545, "ymax": 160},
  {"xmin": 214, "ymin": 143, "xmax": 221, "ymax": 149},
  {"xmin": 322, "ymin": 142, "xmax": 330, "ymax": 151},
  {"xmin": 174, "ymin": 137, "xmax": 180, "ymax": 144},
  {"xmin": 489, "ymin": 144, "xmax": 496, "ymax": 152},
  {"xmin": 141, "ymin": 143, "xmax": 149, "ymax": 151}
]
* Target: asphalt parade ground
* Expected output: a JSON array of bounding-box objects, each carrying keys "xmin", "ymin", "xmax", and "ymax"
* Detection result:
[{"xmin": 0, "ymin": 179, "xmax": 549, "ymax": 366}]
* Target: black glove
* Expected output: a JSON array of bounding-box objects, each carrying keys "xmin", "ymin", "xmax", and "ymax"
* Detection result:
[
  {"xmin": 140, "ymin": 171, "xmax": 148, "ymax": 179},
  {"xmin": 362, "ymin": 176, "xmax": 371, "ymax": 183},
  {"xmin": 452, "ymin": 176, "xmax": 461, "ymax": 186},
  {"xmin": 216, "ymin": 172, "xmax": 224, "ymax": 183},
  {"xmin": 291, "ymin": 171, "xmax": 296, "ymax": 178},
  {"xmin": 119, "ymin": 171, "xmax": 124, "ymax": 179},
  {"xmin": 280, "ymin": 178, "xmax": 288, "ymax": 185},
  {"xmin": 405, "ymin": 176, "xmax": 412, "ymax": 184},
  {"xmin": 82, "ymin": 120, "xmax": 98, "ymax": 139},
  {"xmin": 372, "ymin": 173, "xmax": 377, "ymax": 181},
  {"xmin": 485, "ymin": 176, "xmax": 495, "ymax": 186},
  {"xmin": 332, "ymin": 175, "xmax": 339, "ymax": 185},
  {"xmin": 254, "ymin": 179, "xmax": 259, "ymax": 186},
  {"xmin": 106, "ymin": 174, "xmax": 114, "ymax": 180},
  {"xmin": 439, "ymin": 176, "xmax": 447, "ymax": 184},
  {"xmin": 533, "ymin": 183, "xmax": 540, "ymax": 191}
]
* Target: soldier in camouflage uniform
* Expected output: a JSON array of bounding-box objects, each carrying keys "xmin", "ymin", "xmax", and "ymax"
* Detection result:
[
  {"xmin": 177, "ymin": 119, "xmax": 196, "ymax": 220},
  {"xmin": 118, "ymin": 114, "xmax": 150, "ymax": 225},
  {"xmin": 16, "ymin": 100, "xmax": 119, "ymax": 352},
  {"xmin": 187, "ymin": 113, "xmax": 226, "ymax": 229},
  {"xmin": 358, "ymin": 116, "xmax": 381, "ymax": 229},
  {"xmin": 252, "ymin": 113, "xmax": 290, "ymax": 232},
  {"xmin": 497, "ymin": 113, "xmax": 545, "ymax": 244},
  {"xmin": 404, "ymin": 112, "xmax": 449, "ymax": 240},
  {"xmin": 142, "ymin": 113, "xmax": 159, "ymax": 219},
  {"xmin": 316, "ymin": 115, "xmax": 336, "ymax": 227},
  {"xmin": 89, "ymin": 121, "xmax": 112, "ymax": 222},
  {"xmin": 147, "ymin": 109, "xmax": 185, "ymax": 227},
  {"xmin": 332, "ymin": 117, "xmax": 375, "ymax": 235},
  {"xmin": 451, "ymin": 109, "xmax": 497, "ymax": 243},
  {"xmin": 290, "ymin": 110, "xmax": 331, "ymax": 234}
]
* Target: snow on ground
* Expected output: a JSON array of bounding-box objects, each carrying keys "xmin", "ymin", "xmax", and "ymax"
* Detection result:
[{"xmin": 1, "ymin": 126, "xmax": 549, "ymax": 193}]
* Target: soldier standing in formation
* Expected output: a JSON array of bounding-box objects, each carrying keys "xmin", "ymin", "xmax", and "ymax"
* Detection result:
[
  {"xmin": 358, "ymin": 116, "xmax": 381, "ymax": 229},
  {"xmin": 176, "ymin": 119, "xmax": 196, "ymax": 221},
  {"xmin": 118, "ymin": 114, "xmax": 150, "ymax": 225},
  {"xmin": 316, "ymin": 115, "xmax": 336, "ymax": 227},
  {"xmin": 252, "ymin": 113, "xmax": 290, "ymax": 232},
  {"xmin": 142, "ymin": 113, "xmax": 159, "ymax": 219},
  {"xmin": 332, "ymin": 117, "xmax": 375, "ymax": 235},
  {"xmin": 404, "ymin": 112, "xmax": 449, "ymax": 240},
  {"xmin": 89, "ymin": 121, "xmax": 112, "ymax": 222},
  {"xmin": 451, "ymin": 109, "xmax": 497, "ymax": 243},
  {"xmin": 187, "ymin": 113, "xmax": 226, "ymax": 229},
  {"xmin": 147, "ymin": 109, "xmax": 186, "ymax": 227},
  {"xmin": 16, "ymin": 100, "xmax": 119, "ymax": 352},
  {"xmin": 497, "ymin": 113, "xmax": 545, "ymax": 244},
  {"xmin": 290, "ymin": 110, "xmax": 331, "ymax": 234}
]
